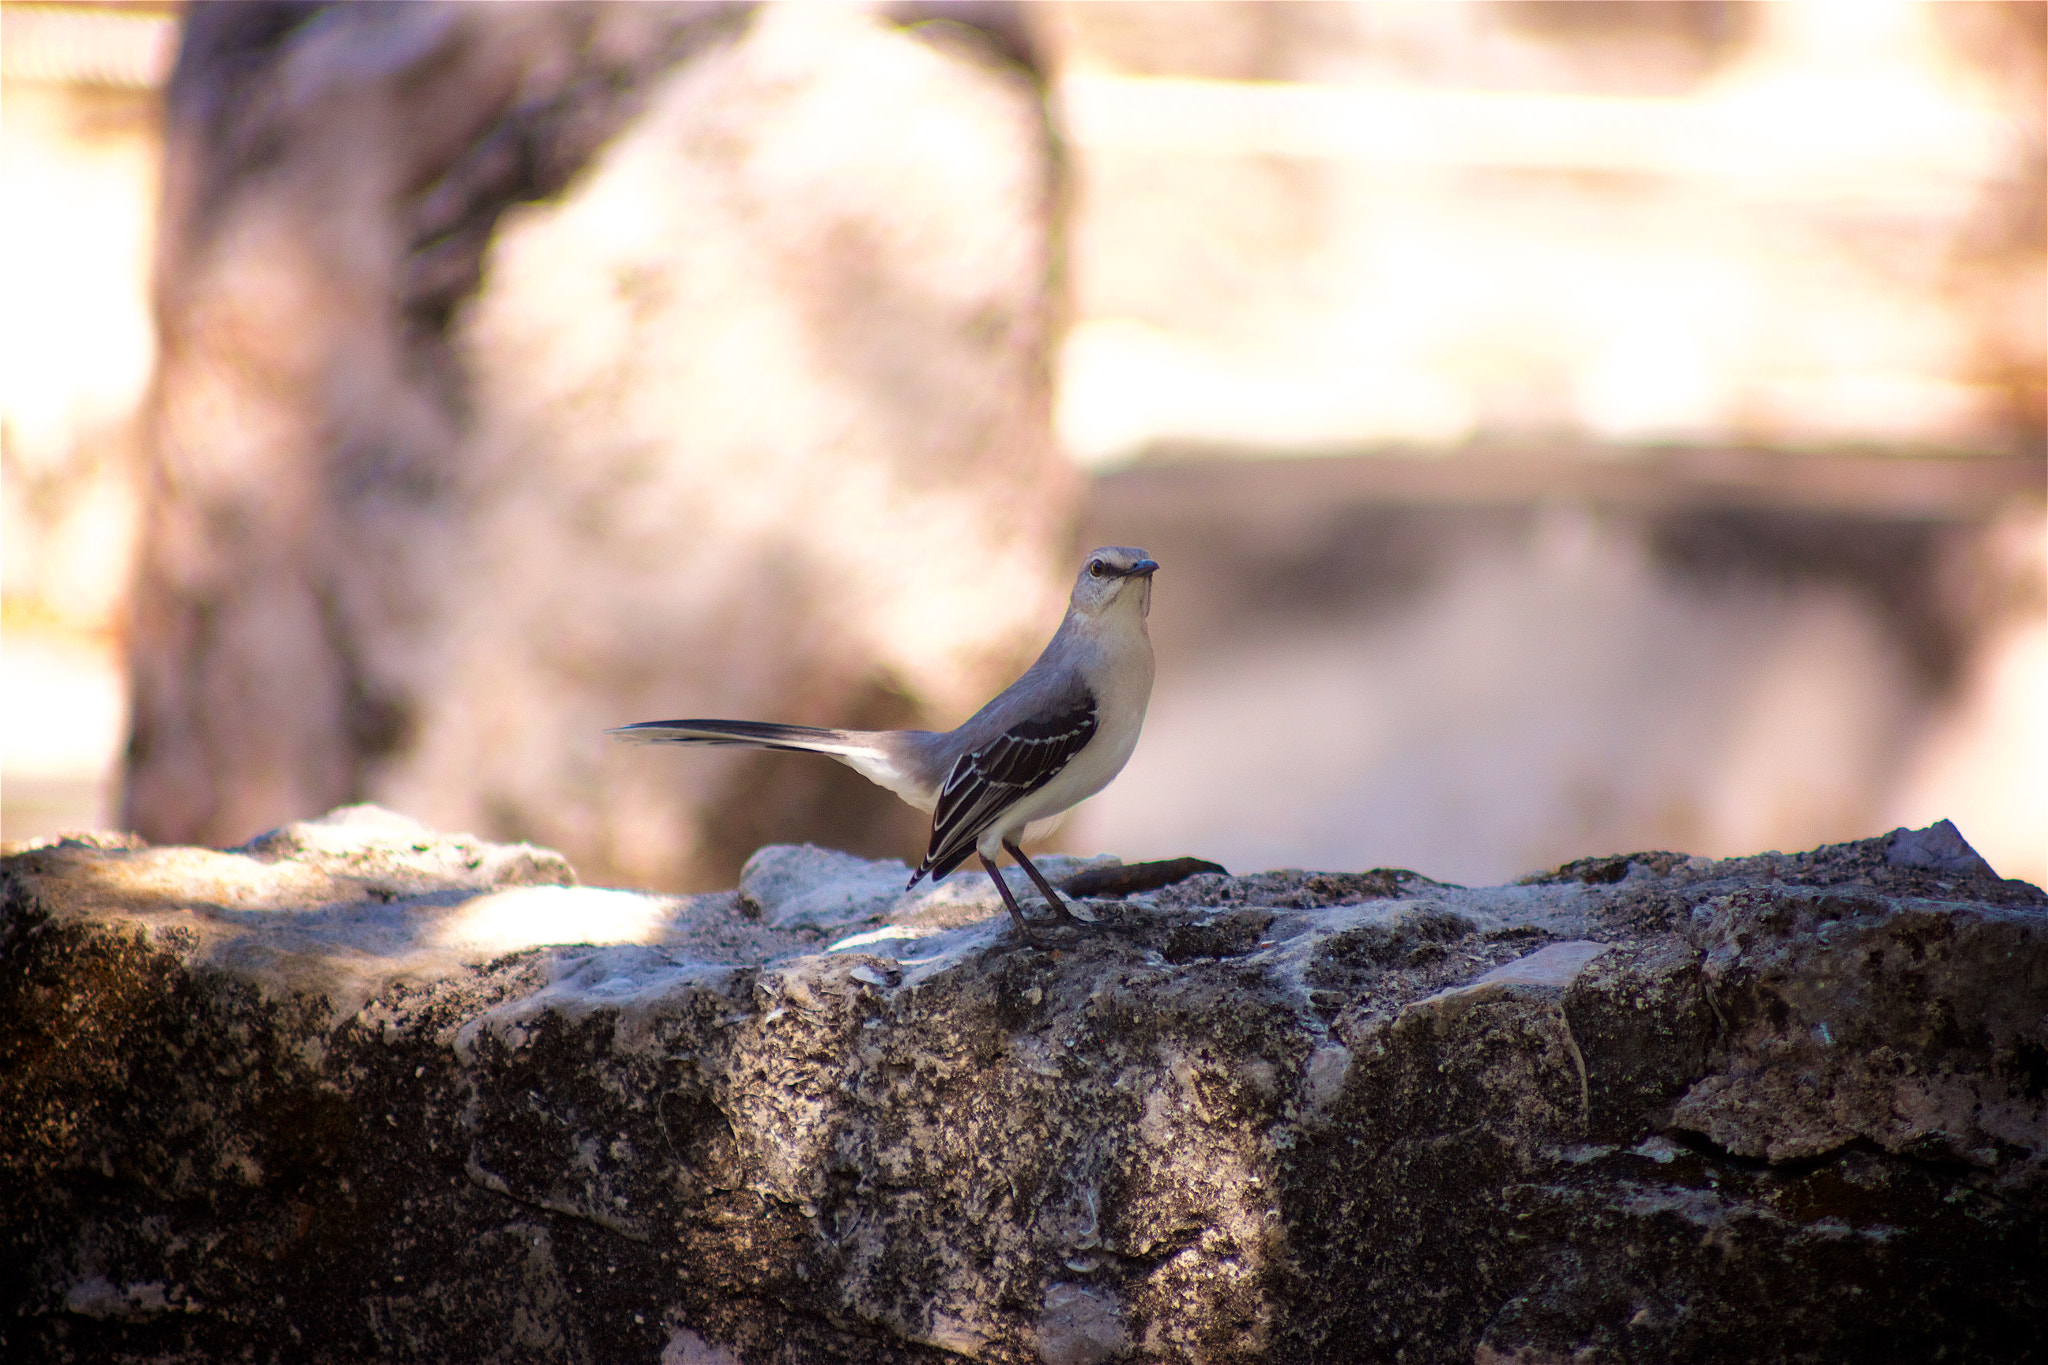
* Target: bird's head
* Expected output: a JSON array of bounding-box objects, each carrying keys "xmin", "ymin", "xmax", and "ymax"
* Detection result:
[{"xmin": 1069, "ymin": 546, "xmax": 1159, "ymax": 619}]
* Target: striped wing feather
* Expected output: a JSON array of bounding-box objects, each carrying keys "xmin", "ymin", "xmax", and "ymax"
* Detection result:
[{"xmin": 914, "ymin": 696, "xmax": 1098, "ymax": 883}]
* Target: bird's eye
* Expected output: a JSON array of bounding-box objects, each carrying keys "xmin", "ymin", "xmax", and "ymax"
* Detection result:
[{"xmin": 1088, "ymin": 560, "xmax": 1108, "ymax": 577}]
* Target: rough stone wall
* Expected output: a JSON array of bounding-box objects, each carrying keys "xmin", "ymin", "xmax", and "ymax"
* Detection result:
[
  {"xmin": 125, "ymin": 1, "xmax": 1075, "ymax": 890},
  {"xmin": 3, "ymin": 812, "xmax": 2041, "ymax": 1363}
]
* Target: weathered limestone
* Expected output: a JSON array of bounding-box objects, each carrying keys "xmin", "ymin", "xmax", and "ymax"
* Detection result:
[{"xmin": 3, "ymin": 813, "xmax": 2043, "ymax": 1363}]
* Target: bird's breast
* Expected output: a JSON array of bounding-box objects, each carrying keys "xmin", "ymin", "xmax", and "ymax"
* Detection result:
[{"xmin": 990, "ymin": 623, "xmax": 1153, "ymax": 841}]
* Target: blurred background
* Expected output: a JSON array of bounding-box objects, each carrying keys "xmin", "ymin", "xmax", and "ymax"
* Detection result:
[{"xmin": 4, "ymin": 0, "xmax": 2043, "ymax": 889}]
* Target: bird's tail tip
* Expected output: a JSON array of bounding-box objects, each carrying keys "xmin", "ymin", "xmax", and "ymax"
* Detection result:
[{"xmin": 606, "ymin": 723, "xmax": 671, "ymax": 744}]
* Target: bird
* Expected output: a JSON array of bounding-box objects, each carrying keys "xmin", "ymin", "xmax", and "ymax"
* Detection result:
[{"xmin": 609, "ymin": 547, "xmax": 1159, "ymax": 944}]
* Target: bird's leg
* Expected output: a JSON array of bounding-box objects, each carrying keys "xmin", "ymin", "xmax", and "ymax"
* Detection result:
[
  {"xmin": 1004, "ymin": 840, "xmax": 1088, "ymax": 927},
  {"xmin": 981, "ymin": 853, "xmax": 1049, "ymax": 947}
]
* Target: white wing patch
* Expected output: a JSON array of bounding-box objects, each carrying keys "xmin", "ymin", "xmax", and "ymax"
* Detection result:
[{"xmin": 914, "ymin": 695, "xmax": 1098, "ymax": 883}]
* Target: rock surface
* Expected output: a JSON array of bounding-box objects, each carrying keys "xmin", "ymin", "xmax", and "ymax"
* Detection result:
[{"xmin": 3, "ymin": 810, "xmax": 2044, "ymax": 1363}]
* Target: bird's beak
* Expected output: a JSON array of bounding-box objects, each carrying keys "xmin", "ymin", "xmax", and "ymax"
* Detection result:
[{"xmin": 1125, "ymin": 559, "xmax": 1159, "ymax": 578}]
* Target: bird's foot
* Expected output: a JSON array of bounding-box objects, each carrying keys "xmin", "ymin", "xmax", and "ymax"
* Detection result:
[
  {"xmin": 1002, "ymin": 841, "xmax": 1099, "ymax": 932},
  {"xmin": 987, "ymin": 849, "xmax": 1105, "ymax": 946},
  {"xmin": 1039, "ymin": 899, "xmax": 1093, "ymax": 928}
]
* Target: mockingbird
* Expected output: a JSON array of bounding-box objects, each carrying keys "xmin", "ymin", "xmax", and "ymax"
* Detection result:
[{"xmin": 610, "ymin": 547, "xmax": 1159, "ymax": 944}]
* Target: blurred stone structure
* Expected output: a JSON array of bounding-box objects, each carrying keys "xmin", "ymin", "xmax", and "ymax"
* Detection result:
[
  {"xmin": 124, "ymin": 2, "xmax": 1075, "ymax": 889},
  {"xmin": 1046, "ymin": 0, "xmax": 2047, "ymax": 887},
  {"xmin": 11, "ymin": 0, "xmax": 2041, "ymax": 888}
]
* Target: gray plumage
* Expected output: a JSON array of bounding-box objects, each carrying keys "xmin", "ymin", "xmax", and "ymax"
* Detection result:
[{"xmin": 610, "ymin": 547, "xmax": 1159, "ymax": 941}]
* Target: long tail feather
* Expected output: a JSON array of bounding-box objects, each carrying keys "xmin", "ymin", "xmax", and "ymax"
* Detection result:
[
  {"xmin": 606, "ymin": 719, "xmax": 859, "ymax": 754},
  {"xmin": 609, "ymin": 719, "xmax": 941, "ymax": 815}
]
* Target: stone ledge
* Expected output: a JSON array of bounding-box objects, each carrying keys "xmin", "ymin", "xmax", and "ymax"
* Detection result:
[{"xmin": 2, "ymin": 809, "xmax": 2042, "ymax": 1363}]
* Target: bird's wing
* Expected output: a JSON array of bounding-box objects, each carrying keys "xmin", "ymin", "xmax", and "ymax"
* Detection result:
[{"xmin": 913, "ymin": 693, "xmax": 1098, "ymax": 884}]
